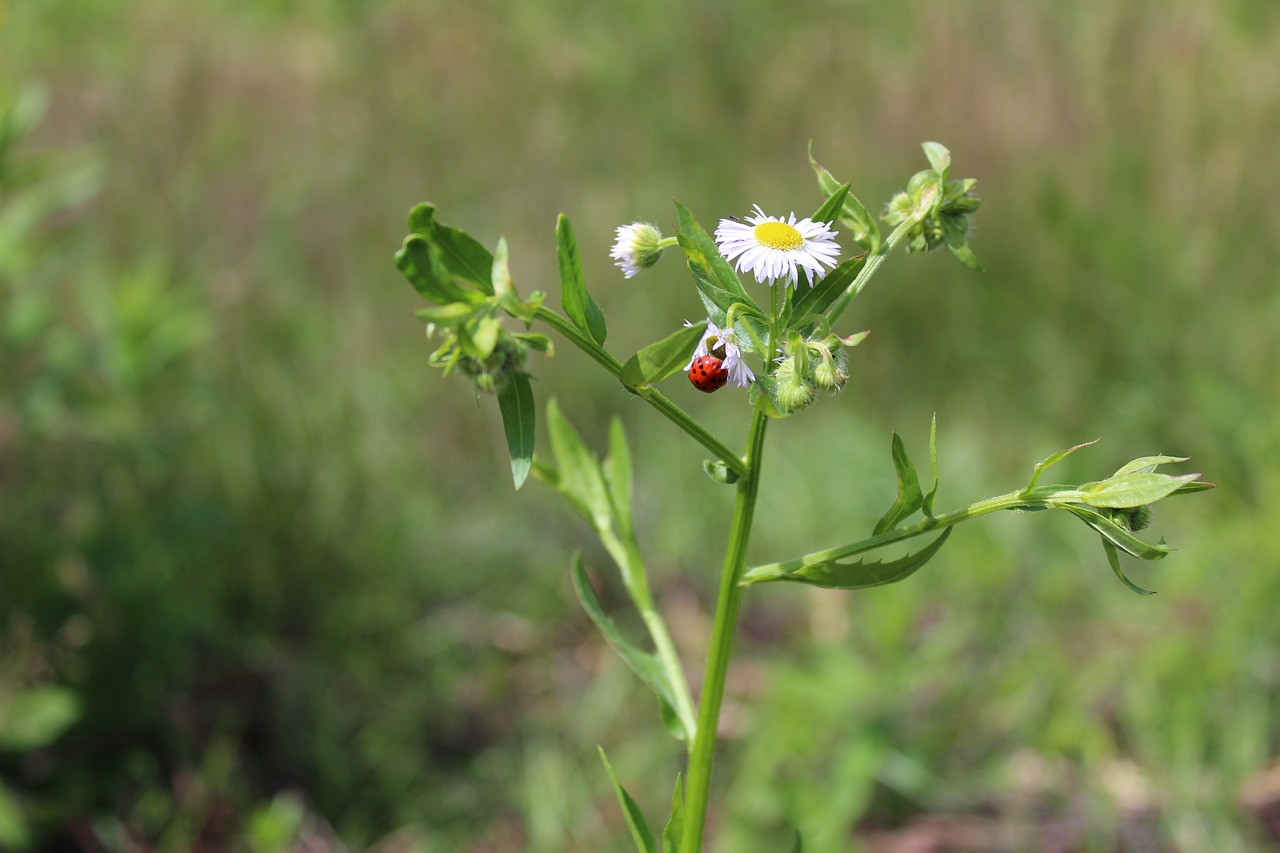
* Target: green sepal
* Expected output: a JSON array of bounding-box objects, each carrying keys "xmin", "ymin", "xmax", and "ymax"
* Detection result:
[
  {"xmin": 597, "ymin": 746, "xmax": 658, "ymax": 853},
  {"xmin": 873, "ymin": 432, "xmax": 925, "ymax": 535},
  {"xmin": 742, "ymin": 529, "xmax": 952, "ymax": 589},
  {"xmin": 573, "ymin": 557, "xmax": 691, "ymax": 743},
  {"xmin": 604, "ymin": 418, "xmax": 634, "ymax": 538},
  {"xmin": 1025, "ymin": 438, "xmax": 1100, "ymax": 492},
  {"xmin": 942, "ymin": 214, "xmax": 983, "ymax": 271},
  {"xmin": 921, "ymin": 141, "xmax": 951, "ymax": 180},
  {"xmin": 1102, "ymin": 538, "xmax": 1157, "ymax": 595},
  {"xmin": 546, "ymin": 400, "xmax": 612, "ymax": 529},
  {"xmin": 790, "ymin": 255, "xmax": 864, "ymax": 323},
  {"xmin": 808, "ymin": 143, "xmax": 880, "ymax": 250},
  {"xmin": 1059, "ymin": 504, "xmax": 1172, "ymax": 560},
  {"xmin": 620, "ymin": 323, "xmax": 705, "ymax": 390},
  {"xmin": 1078, "ymin": 471, "xmax": 1202, "ymax": 509},
  {"xmin": 811, "ymin": 180, "xmax": 851, "ymax": 226},
  {"xmin": 674, "ymin": 201, "xmax": 761, "ymax": 314},
  {"xmin": 495, "ymin": 372, "xmax": 535, "ymax": 489},
  {"xmin": 922, "ymin": 414, "xmax": 940, "ymax": 519},
  {"xmin": 702, "ymin": 459, "xmax": 740, "ymax": 485},
  {"xmin": 406, "ymin": 202, "xmax": 494, "ymax": 294},
  {"xmin": 557, "ymin": 214, "xmax": 608, "ymax": 345},
  {"xmin": 662, "ymin": 774, "xmax": 684, "ymax": 853}
]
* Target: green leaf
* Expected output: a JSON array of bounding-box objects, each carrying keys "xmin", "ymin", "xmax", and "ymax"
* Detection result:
[
  {"xmin": 748, "ymin": 376, "xmax": 788, "ymax": 419},
  {"xmin": 1173, "ymin": 480, "xmax": 1216, "ymax": 495},
  {"xmin": 662, "ymin": 774, "xmax": 684, "ymax": 853},
  {"xmin": 1025, "ymin": 438, "xmax": 1100, "ymax": 491},
  {"xmin": 812, "ymin": 181, "xmax": 851, "ymax": 225},
  {"xmin": 873, "ymin": 433, "xmax": 925, "ymax": 535},
  {"xmin": 598, "ymin": 747, "xmax": 658, "ymax": 853},
  {"xmin": 942, "ymin": 214, "xmax": 983, "ymax": 272},
  {"xmin": 789, "ymin": 830, "xmax": 804, "ymax": 853},
  {"xmin": 1060, "ymin": 504, "xmax": 1172, "ymax": 560},
  {"xmin": 546, "ymin": 400, "xmax": 612, "ymax": 529},
  {"xmin": 1112, "ymin": 455, "xmax": 1189, "ymax": 476},
  {"xmin": 496, "ymin": 372, "xmax": 535, "ymax": 490},
  {"xmin": 557, "ymin": 214, "xmax": 608, "ymax": 345},
  {"xmin": 604, "ymin": 418, "xmax": 634, "ymax": 537},
  {"xmin": 406, "ymin": 202, "xmax": 494, "ymax": 294},
  {"xmin": 0, "ymin": 686, "xmax": 80, "ymax": 752},
  {"xmin": 620, "ymin": 323, "xmax": 705, "ymax": 390},
  {"xmin": 746, "ymin": 529, "xmax": 952, "ymax": 590},
  {"xmin": 492, "ymin": 236, "xmax": 514, "ymax": 298},
  {"xmin": 702, "ymin": 459, "xmax": 740, "ymax": 485},
  {"xmin": 790, "ymin": 255, "xmax": 864, "ymax": 320},
  {"xmin": 808, "ymin": 143, "xmax": 880, "ymax": 250},
  {"xmin": 414, "ymin": 302, "xmax": 477, "ymax": 324},
  {"xmin": 923, "ymin": 414, "xmax": 940, "ymax": 519},
  {"xmin": 921, "ymin": 141, "xmax": 951, "ymax": 179},
  {"xmin": 674, "ymin": 201, "xmax": 760, "ymax": 313},
  {"xmin": 0, "ymin": 782, "xmax": 30, "ymax": 851},
  {"xmin": 1079, "ymin": 472, "xmax": 1202, "ymax": 509},
  {"xmin": 1102, "ymin": 539, "xmax": 1157, "ymax": 595},
  {"xmin": 395, "ymin": 234, "xmax": 471, "ymax": 305}
]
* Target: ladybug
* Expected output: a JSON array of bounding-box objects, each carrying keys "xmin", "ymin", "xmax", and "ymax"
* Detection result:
[{"xmin": 688, "ymin": 355, "xmax": 729, "ymax": 393}]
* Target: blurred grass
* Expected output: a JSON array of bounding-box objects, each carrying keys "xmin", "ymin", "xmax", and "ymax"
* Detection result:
[{"xmin": 1, "ymin": 0, "xmax": 1278, "ymax": 850}]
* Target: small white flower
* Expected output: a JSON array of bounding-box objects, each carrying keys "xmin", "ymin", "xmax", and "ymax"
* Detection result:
[
  {"xmin": 684, "ymin": 319, "xmax": 756, "ymax": 388},
  {"xmin": 610, "ymin": 222, "xmax": 665, "ymax": 278},
  {"xmin": 714, "ymin": 204, "xmax": 841, "ymax": 289}
]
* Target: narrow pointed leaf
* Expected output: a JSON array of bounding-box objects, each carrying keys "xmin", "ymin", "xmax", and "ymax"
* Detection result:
[
  {"xmin": 874, "ymin": 433, "xmax": 925, "ymax": 535},
  {"xmin": 1102, "ymin": 539, "xmax": 1157, "ymax": 595},
  {"xmin": 1079, "ymin": 472, "xmax": 1202, "ymax": 509},
  {"xmin": 598, "ymin": 747, "xmax": 658, "ymax": 853},
  {"xmin": 1113, "ymin": 455, "xmax": 1189, "ymax": 477},
  {"xmin": 604, "ymin": 418, "xmax": 634, "ymax": 537},
  {"xmin": 491, "ymin": 236, "xmax": 514, "ymax": 298},
  {"xmin": 496, "ymin": 372, "xmax": 535, "ymax": 489},
  {"xmin": 546, "ymin": 400, "xmax": 612, "ymax": 529},
  {"xmin": 922, "ymin": 414, "xmax": 940, "ymax": 518},
  {"xmin": 1060, "ymin": 504, "xmax": 1172, "ymax": 560},
  {"xmin": 557, "ymin": 214, "xmax": 608, "ymax": 345},
  {"xmin": 662, "ymin": 775, "xmax": 684, "ymax": 853},
  {"xmin": 790, "ymin": 255, "xmax": 864, "ymax": 320},
  {"xmin": 572, "ymin": 557, "xmax": 690, "ymax": 742},
  {"xmin": 808, "ymin": 143, "xmax": 880, "ymax": 250},
  {"xmin": 1025, "ymin": 438, "xmax": 1100, "ymax": 491},
  {"xmin": 744, "ymin": 529, "xmax": 951, "ymax": 590},
  {"xmin": 1174, "ymin": 480, "xmax": 1216, "ymax": 495},
  {"xmin": 620, "ymin": 323, "xmax": 705, "ymax": 390},
  {"xmin": 674, "ymin": 201, "xmax": 760, "ymax": 313},
  {"xmin": 812, "ymin": 181, "xmax": 851, "ymax": 225}
]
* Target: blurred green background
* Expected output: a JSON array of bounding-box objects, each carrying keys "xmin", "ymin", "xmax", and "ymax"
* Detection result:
[{"xmin": 1, "ymin": 0, "xmax": 1278, "ymax": 850}]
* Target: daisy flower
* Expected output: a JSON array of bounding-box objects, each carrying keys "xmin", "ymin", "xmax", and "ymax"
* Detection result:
[
  {"xmin": 714, "ymin": 204, "xmax": 841, "ymax": 289},
  {"xmin": 610, "ymin": 222, "xmax": 666, "ymax": 278},
  {"xmin": 684, "ymin": 319, "xmax": 756, "ymax": 388}
]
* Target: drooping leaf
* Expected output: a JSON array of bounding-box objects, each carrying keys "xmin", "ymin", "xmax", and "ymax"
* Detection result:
[
  {"xmin": 598, "ymin": 747, "xmax": 658, "ymax": 853},
  {"xmin": 744, "ymin": 529, "xmax": 952, "ymax": 590},
  {"xmin": 620, "ymin": 323, "xmax": 705, "ymax": 390},
  {"xmin": 546, "ymin": 400, "xmax": 612, "ymax": 529},
  {"xmin": 1025, "ymin": 438, "xmax": 1100, "ymax": 491},
  {"xmin": 1060, "ymin": 504, "xmax": 1172, "ymax": 560},
  {"xmin": 572, "ymin": 557, "xmax": 690, "ymax": 742},
  {"xmin": 874, "ymin": 433, "xmax": 925, "ymax": 535},
  {"xmin": 790, "ymin": 255, "xmax": 864, "ymax": 321},
  {"xmin": 395, "ymin": 234, "xmax": 471, "ymax": 305},
  {"xmin": 808, "ymin": 143, "xmax": 881, "ymax": 250},
  {"xmin": 662, "ymin": 774, "xmax": 684, "ymax": 853},
  {"xmin": 406, "ymin": 202, "xmax": 494, "ymax": 294},
  {"xmin": 1102, "ymin": 538, "xmax": 1157, "ymax": 595},
  {"xmin": 496, "ymin": 372, "xmax": 535, "ymax": 489},
  {"xmin": 1078, "ymin": 471, "xmax": 1202, "ymax": 509},
  {"xmin": 604, "ymin": 418, "xmax": 634, "ymax": 537},
  {"xmin": 557, "ymin": 214, "xmax": 608, "ymax": 345},
  {"xmin": 942, "ymin": 213, "xmax": 983, "ymax": 271}
]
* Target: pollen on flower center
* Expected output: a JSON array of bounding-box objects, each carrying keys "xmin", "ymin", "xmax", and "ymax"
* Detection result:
[{"xmin": 752, "ymin": 221, "xmax": 804, "ymax": 251}]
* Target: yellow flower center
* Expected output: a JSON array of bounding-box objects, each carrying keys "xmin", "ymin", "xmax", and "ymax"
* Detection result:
[{"xmin": 753, "ymin": 221, "xmax": 804, "ymax": 251}]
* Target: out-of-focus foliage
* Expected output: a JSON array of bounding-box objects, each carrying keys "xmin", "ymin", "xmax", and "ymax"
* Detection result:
[{"xmin": 0, "ymin": 0, "xmax": 1277, "ymax": 850}]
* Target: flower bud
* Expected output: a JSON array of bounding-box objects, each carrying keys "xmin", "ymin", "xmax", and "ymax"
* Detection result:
[
  {"xmin": 773, "ymin": 354, "xmax": 815, "ymax": 413},
  {"xmin": 610, "ymin": 222, "xmax": 667, "ymax": 278}
]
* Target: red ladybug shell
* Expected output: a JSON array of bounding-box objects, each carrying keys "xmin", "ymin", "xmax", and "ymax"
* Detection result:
[{"xmin": 688, "ymin": 355, "xmax": 729, "ymax": 393}]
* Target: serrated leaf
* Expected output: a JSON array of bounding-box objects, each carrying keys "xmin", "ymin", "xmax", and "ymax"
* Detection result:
[
  {"xmin": 662, "ymin": 774, "xmax": 684, "ymax": 853},
  {"xmin": 620, "ymin": 324, "xmax": 705, "ymax": 390},
  {"xmin": 557, "ymin": 214, "xmax": 608, "ymax": 345},
  {"xmin": 0, "ymin": 686, "xmax": 81, "ymax": 752},
  {"xmin": 1102, "ymin": 538, "xmax": 1157, "ymax": 595},
  {"xmin": 1112, "ymin": 455, "xmax": 1189, "ymax": 476},
  {"xmin": 746, "ymin": 529, "xmax": 952, "ymax": 590},
  {"xmin": 812, "ymin": 181, "xmax": 851, "ymax": 225},
  {"xmin": 1026, "ymin": 438, "xmax": 1100, "ymax": 491},
  {"xmin": 674, "ymin": 201, "xmax": 760, "ymax": 313},
  {"xmin": 604, "ymin": 418, "xmax": 633, "ymax": 537},
  {"xmin": 874, "ymin": 433, "xmax": 925, "ymax": 535},
  {"xmin": 546, "ymin": 400, "xmax": 612, "ymax": 529},
  {"xmin": 496, "ymin": 372, "xmax": 535, "ymax": 489},
  {"xmin": 573, "ymin": 558, "xmax": 689, "ymax": 741},
  {"xmin": 921, "ymin": 141, "xmax": 951, "ymax": 178},
  {"xmin": 808, "ymin": 143, "xmax": 880, "ymax": 250},
  {"xmin": 1060, "ymin": 504, "xmax": 1172, "ymax": 560},
  {"xmin": 790, "ymin": 255, "xmax": 864, "ymax": 320},
  {"xmin": 1079, "ymin": 472, "xmax": 1202, "ymax": 509},
  {"xmin": 598, "ymin": 747, "xmax": 658, "ymax": 853},
  {"xmin": 923, "ymin": 414, "xmax": 940, "ymax": 519}
]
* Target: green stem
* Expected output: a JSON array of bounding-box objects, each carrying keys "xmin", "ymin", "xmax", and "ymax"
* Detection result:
[
  {"xmin": 825, "ymin": 211, "xmax": 928, "ymax": 326},
  {"xmin": 680, "ymin": 407, "xmax": 769, "ymax": 852},
  {"xmin": 534, "ymin": 306, "xmax": 746, "ymax": 478}
]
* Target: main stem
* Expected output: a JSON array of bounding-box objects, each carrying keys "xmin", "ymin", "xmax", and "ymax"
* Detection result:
[{"xmin": 680, "ymin": 408, "xmax": 769, "ymax": 852}]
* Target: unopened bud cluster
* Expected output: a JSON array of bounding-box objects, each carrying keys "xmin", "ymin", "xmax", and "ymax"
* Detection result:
[
  {"xmin": 771, "ymin": 333, "xmax": 855, "ymax": 414},
  {"xmin": 884, "ymin": 170, "xmax": 982, "ymax": 261}
]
